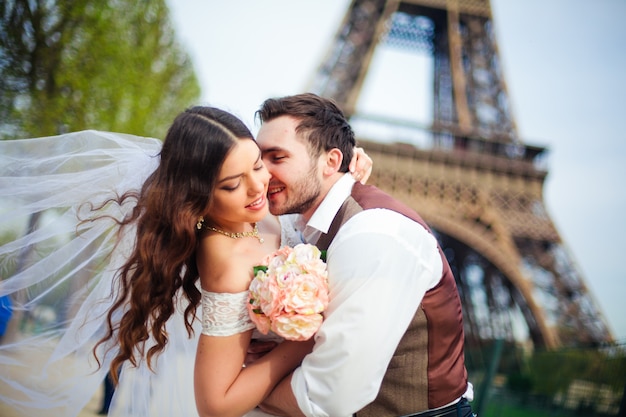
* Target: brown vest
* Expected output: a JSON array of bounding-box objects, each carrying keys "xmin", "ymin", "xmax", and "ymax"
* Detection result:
[{"xmin": 316, "ymin": 183, "xmax": 468, "ymax": 416}]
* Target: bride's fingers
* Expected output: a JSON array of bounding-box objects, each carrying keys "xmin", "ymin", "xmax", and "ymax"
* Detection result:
[{"xmin": 350, "ymin": 147, "xmax": 373, "ymax": 184}]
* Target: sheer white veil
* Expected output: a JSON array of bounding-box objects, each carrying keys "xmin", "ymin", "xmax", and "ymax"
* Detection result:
[{"xmin": 0, "ymin": 130, "xmax": 201, "ymax": 416}]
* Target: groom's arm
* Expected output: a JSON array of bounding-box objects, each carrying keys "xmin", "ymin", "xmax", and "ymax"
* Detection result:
[{"xmin": 258, "ymin": 373, "xmax": 305, "ymax": 417}]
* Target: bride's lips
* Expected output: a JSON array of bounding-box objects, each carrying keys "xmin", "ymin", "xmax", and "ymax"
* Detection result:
[{"xmin": 246, "ymin": 195, "xmax": 266, "ymax": 211}]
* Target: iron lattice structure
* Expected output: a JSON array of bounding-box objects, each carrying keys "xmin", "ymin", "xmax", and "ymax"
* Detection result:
[{"xmin": 309, "ymin": 0, "xmax": 613, "ymax": 349}]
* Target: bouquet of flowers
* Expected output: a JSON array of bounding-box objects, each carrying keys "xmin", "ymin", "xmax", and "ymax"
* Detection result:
[{"xmin": 247, "ymin": 243, "xmax": 329, "ymax": 341}]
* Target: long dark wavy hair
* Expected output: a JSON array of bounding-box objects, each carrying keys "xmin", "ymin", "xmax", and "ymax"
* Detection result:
[{"xmin": 93, "ymin": 106, "xmax": 254, "ymax": 381}]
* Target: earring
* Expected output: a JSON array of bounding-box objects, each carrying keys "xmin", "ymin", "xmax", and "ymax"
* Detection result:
[{"xmin": 196, "ymin": 216, "xmax": 204, "ymax": 230}]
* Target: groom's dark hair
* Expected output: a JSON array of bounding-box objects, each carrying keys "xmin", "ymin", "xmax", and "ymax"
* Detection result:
[{"xmin": 256, "ymin": 93, "xmax": 356, "ymax": 172}]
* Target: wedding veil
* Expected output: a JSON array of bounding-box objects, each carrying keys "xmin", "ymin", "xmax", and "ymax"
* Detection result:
[{"xmin": 0, "ymin": 130, "xmax": 201, "ymax": 416}]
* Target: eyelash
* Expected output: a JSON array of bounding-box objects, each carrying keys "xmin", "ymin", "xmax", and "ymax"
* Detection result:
[{"xmin": 221, "ymin": 164, "xmax": 264, "ymax": 191}]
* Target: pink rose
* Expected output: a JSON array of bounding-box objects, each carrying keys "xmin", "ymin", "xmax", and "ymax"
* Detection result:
[
  {"xmin": 262, "ymin": 245, "xmax": 292, "ymax": 267},
  {"xmin": 257, "ymin": 273, "xmax": 283, "ymax": 319},
  {"xmin": 289, "ymin": 244, "xmax": 327, "ymax": 276},
  {"xmin": 271, "ymin": 313, "xmax": 324, "ymax": 341},
  {"xmin": 247, "ymin": 302, "xmax": 271, "ymax": 335},
  {"xmin": 280, "ymin": 273, "xmax": 329, "ymax": 315}
]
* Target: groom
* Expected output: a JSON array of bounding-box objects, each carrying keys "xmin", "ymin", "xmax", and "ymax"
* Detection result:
[{"xmin": 255, "ymin": 93, "xmax": 474, "ymax": 417}]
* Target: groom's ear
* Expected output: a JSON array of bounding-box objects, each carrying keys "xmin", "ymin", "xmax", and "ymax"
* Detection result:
[{"xmin": 322, "ymin": 148, "xmax": 343, "ymax": 176}]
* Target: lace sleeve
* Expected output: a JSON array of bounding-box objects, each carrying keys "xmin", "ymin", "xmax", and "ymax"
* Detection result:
[{"xmin": 201, "ymin": 290, "xmax": 256, "ymax": 336}]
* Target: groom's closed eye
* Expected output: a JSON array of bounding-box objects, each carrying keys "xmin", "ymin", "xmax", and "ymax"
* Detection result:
[{"xmin": 263, "ymin": 152, "xmax": 287, "ymax": 163}]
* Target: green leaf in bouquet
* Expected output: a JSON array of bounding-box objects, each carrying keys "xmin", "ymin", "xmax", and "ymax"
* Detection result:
[{"xmin": 253, "ymin": 265, "xmax": 268, "ymax": 275}]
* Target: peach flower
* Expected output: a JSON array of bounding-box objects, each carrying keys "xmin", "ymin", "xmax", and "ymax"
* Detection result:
[{"xmin": 272, "ymin": 313, "xmax": 324, "ymax": 342}]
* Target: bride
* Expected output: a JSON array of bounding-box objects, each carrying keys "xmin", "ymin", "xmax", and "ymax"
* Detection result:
[{"xmin": 0, "ymin": 106, "xmax": 371, "ymax": 417}]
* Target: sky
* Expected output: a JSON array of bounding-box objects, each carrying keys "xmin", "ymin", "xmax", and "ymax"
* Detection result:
[{"xmin": 166, "ymin": 0, "xmax": 626, "ymax": 341}]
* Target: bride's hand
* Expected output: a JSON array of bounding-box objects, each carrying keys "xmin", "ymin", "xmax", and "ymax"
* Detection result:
[{"xmin": 349, "ymin": 146, "xmax": 373, "ymax": 184}]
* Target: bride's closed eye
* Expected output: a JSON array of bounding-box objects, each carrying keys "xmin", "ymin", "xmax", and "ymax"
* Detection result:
[{"xmin": 221, "ymin": 181, "xmax": 240, "ymax": 191}]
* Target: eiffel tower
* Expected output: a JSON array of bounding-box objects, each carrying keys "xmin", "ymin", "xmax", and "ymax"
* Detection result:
[{"xmin": 308, "ymin": 0, "xmax": 613, "ymax": 349}]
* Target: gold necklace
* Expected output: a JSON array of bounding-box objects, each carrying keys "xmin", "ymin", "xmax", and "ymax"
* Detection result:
[{"xmin": 203, "ymin": 222, "xmax": 264, "ymax": 244}]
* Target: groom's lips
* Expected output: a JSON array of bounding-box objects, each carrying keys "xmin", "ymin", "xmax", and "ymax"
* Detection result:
[{"xmin": 267, "ymin": 185, "xmax": 285, "ymax": 199}]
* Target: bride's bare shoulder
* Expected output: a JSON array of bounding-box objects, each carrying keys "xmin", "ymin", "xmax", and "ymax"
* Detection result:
[{"xmin": 196, "ymin": 236, "xmax": 254, "ymax": 293}]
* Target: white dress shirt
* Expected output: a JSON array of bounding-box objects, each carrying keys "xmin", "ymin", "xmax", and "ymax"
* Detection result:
[{"xmin": 290, "ymin": 174, "xmax": 444, "ymax": 417}]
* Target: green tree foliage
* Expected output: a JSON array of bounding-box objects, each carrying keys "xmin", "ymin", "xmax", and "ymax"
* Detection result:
[
  {"xmin": 0, "ymin": 0, "xmax": 200, "ymax": 139},
  {"xmin": 528, "ymin": 346, "xmax": 626, "ymax": 396}
]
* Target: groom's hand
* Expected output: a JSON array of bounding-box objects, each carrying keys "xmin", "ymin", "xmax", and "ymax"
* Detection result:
[{"xmin": 245, "ymin": 339, "xmax": 278, "ymax": 366}]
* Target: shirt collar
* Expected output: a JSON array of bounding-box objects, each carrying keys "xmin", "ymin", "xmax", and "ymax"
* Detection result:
[{"xmin": 298, "ymin": 173, "xmax": 355, "ymax": 241}]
